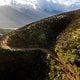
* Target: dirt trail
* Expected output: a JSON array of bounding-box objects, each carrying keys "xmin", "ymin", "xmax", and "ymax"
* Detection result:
[
  {"xmin": 0, "ymin": 36, "xmax": 51, "ymax": 53},
  {"xmin": 0, "ymin": 36, "xmax": 11, "ymax": 50}
]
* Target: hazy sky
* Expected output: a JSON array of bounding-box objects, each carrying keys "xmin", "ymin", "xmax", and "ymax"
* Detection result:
[
  {"xmin": 0, "ymin": 0, "xmax": 80, "ymax": 29},
  {"xmin": 0, "ymin": 0, "xmax": 80, "ymax": 12}
]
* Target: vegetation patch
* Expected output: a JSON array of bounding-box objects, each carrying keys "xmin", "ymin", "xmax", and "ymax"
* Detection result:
[{"xmin": 55, "ymin": 27, "xmax": 80, "ymax": 80}]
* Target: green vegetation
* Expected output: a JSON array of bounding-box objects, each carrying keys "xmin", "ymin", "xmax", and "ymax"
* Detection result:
[
  {"xmin": 48, "ymin": 56, "xmax": 68, "ymax": 80},
  {"xmin": 55, "ymin": 26, "xmax": 80, "ymax": 80}
]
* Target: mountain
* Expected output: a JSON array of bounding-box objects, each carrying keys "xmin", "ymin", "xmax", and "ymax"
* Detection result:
[
  {"xmin": 0, "ymin": 10, "xmax": 80, "ymax": 80},
  {"xmin": 0, "ymin": 9, "xmax": 80, "ymax": 50}
]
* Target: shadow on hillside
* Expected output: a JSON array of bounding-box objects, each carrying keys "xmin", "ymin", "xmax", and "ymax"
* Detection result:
[{"xmin": 0, "ymin": 50, "xmax": 49, "ymax": 80}]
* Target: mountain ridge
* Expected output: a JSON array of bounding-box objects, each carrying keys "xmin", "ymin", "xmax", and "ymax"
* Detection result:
[{"xmin": 0, "ymin": 9, "xmax": 80, "ymax": 51}]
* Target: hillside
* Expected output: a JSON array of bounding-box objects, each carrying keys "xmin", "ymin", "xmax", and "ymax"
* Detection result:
[
  {"xmin": 0, "ymin": 9, "xmax": 78, "ymax": 50},
  {"xmin": 0, "ymin": 10, "xmax": 80, "ymax": 80}
]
